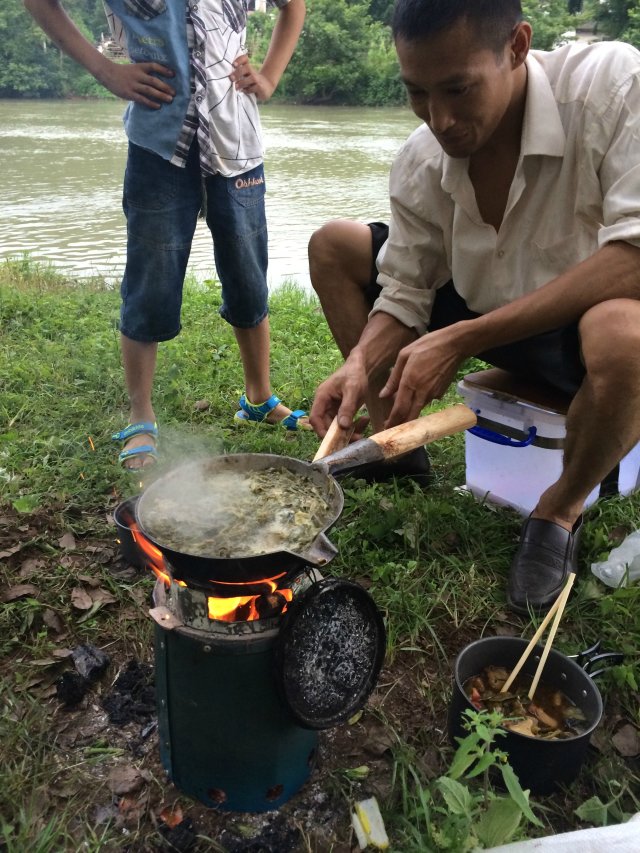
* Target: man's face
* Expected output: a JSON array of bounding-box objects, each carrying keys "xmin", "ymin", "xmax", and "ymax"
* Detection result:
[{"xmin": 396, "ymin": 20, "xmax": 521, "ymax": 158}]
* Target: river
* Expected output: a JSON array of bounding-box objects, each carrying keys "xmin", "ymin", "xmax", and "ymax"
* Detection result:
[{"xmin": 0, "ymin": 99, "xmax": 419, "ymax": 291}]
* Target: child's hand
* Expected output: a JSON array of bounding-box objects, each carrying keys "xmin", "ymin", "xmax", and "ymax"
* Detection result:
[
  {"xmin": 229, "ymin": 54, "xmax": 275, "ymax": 101},
  {"xmin": 100, "ymin": 61, "xmax": 175, "ymax": 108}
]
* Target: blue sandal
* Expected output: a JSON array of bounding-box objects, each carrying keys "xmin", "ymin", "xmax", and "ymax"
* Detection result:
[
  {"xmin": 234, "ymin": 394, "xmax": 309, "ymax": 431},
  {"xmin": 112, "ymin": 421, "xmax": 158, "ymax": 468}
]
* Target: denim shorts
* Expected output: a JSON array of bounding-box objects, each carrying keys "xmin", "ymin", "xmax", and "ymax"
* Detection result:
[
  {"xmin": 120, "ymin": 142, "xmax": 269, "ymax": 341},
  {"xmin": 367, "ymin": 222, "xmax": 585, "ymax": 397}
]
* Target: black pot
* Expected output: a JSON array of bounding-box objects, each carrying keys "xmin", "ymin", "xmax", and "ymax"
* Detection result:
[
  {"xmin": 113, "ymin": 496, "xmax": 145, "ymax": 569},
  {"xmin": 449, "ymin": 636, "xmax": 606, "ymax": 796}
]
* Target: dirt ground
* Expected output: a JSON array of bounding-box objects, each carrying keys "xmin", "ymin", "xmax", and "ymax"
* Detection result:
[{"xmin": 1, "ymin": 504, "xmax": 638, "ymax": 852}]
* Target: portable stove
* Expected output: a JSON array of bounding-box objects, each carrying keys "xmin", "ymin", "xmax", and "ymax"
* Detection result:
[
  {"xmin": 150, "ymin": 570, "xmax": 321, "ymax": 813},
  {"xmin": 114, "ymin": 497, "xmax": 386, "ymax": 814}
]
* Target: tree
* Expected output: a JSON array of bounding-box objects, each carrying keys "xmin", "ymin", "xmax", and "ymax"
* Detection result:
[
  {"xmin": 522, "ymin": 0, "xmax": 573, "ymax": 50},
  {"xmin": 1, "ymin": 0, "xmax": 110, "ymax": 97},
  {"xmin": 249, "ymin": 0, "xmax": 403, "ymax": 105}
]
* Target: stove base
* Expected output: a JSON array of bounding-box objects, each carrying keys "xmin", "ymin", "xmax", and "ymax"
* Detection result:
[{"xmin": 155, "ymin": 623, "xmax": 318, "ymax": 813}]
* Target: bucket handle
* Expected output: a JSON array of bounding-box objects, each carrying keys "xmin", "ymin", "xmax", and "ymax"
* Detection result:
[{"xmin": 467, "ymin": 421, "xmax": 538, "ymax": 448}]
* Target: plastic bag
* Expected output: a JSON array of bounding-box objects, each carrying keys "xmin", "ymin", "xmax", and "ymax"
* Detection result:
[{"xmin": 590, "ymin": 530, "xmax": 640, "ymax": 587}]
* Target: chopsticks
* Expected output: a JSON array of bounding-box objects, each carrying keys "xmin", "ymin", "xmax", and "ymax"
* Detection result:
[{"xmin": 500, "ymin": 572, "xmax": 576, "ymax": 699}]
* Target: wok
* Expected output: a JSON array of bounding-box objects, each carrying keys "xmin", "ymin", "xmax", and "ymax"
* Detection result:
[{"xmin": 135, "ymin": 404, "xmax": 477, "ymax": 585}]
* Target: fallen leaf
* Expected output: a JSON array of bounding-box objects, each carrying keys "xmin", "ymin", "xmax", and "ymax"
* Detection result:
[
  {"xmin": 2, "ymin": 583, "xmax": 39, "ymax": 602},
  {"xmin": 78, "ymin": 574, "xmax": 102, "ymax": 588},
  {"xmin": 58, "ymin": 532, "xmax": 76, "ymax": 550},
  {"xmin": 0, "ymin": 543, "xmax": 23, "ymax": 559},
  {"xmin": 52, "ymin": 648, "xmax": 73, "ymax": 659},
  {"xmin": 71, "ymin": 587, "xmax": 93, "ymax": 610},
  {"xmin": 612, "ymin": 724, "xmax": 640, "ymax": 757},
  {"xmin": 90, "ymin": 587, "xmax": 117, "ymax": 606},
  {"xmin": 108, "ymin": 765, "xmax": 146, "ymax": 796},
  {"xmin": 19, "ymin": 558, "xmax": 45, "ymax": 578},
  {"xmin": 43, "ymin": 609, "xmax": 65, "ymax": 633},
  {"xmin": 159, "ymin": 804, "xmax": 184, "ymax": 828}
]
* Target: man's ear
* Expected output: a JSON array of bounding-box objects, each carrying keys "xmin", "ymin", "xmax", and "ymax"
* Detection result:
[{"xmin": 510, "ymin": 21, "xmax": 532, "ymax": 69}]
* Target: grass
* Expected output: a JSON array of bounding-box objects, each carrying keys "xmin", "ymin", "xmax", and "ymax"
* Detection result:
[{"xmin": 1, "ymin": 257, "xmax": 639, "ymax": 851}]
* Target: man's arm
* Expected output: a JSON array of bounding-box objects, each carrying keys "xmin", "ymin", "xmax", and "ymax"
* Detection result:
[
  {"xmin": 24, "ymin": 0, "xmax": 175, "ymax": 108},
  {"xmin": 381, "ymin": 240, "xmax": 640, "ymax": 426},
  {"xmin": 230, "ymin": 0, "xmax": 305, "ymax": 101}
]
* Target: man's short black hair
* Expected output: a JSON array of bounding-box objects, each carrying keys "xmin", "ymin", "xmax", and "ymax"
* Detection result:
[{"xmin": 392, "ymin": 0, "xmax": 523, "ymax": 55}]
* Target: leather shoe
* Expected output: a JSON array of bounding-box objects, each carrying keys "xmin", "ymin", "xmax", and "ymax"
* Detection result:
[{"xmin": 507, "ymin": 515, "xmax": 582, "ymax": 614}]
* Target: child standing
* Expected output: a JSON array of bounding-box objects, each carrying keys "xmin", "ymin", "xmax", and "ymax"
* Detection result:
[{"xmin": 25, "ymin": 0, "xmax": 308, "ymax": 468}]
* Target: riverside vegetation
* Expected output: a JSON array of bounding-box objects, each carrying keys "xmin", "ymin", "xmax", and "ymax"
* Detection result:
[
  {"xmin": 5, "ymin": 0, "xmax": 640, "ymax": 103},
  {"xmin": 1, "ymin": 258, "xmax": 639, "ymax": 851}
]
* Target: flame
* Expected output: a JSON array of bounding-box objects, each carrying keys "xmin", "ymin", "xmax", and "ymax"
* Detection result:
[
  {"xmin": 207, "ymin": 581, "xmax": 293, "ymax": 622},
  {"xmin": 131, "ymin": 523, "xmax": 186, "ymax": 588},
  {"xmin": 130, "ymin": 520, "xmax": 293, "ymax": 622}
]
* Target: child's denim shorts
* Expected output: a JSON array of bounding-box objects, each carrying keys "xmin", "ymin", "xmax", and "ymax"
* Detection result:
[{"xmin": 119, "ymin": 141, "xmax": 269, "ymax": 342}]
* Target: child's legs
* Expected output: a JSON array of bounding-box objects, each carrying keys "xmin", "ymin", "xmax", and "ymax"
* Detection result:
[
  {"xmin": 204, "ymin": 165, "xmax": 272, "ymax": 401},
  {"xmin": 118, "ymin": 142, "xmax": 201, "ymax": 459},
  {"xmin": 120, "ymin": 141, "xmax": 202, "ymax": 344}
]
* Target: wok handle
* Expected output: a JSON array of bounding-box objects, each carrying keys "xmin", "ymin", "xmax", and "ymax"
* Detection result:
[
  {"xmin": 368, "ymin": 404, "xmax": 477, "ymax": 458},
  {"xmin": 313, "ymin": 416, "xmax": 355, "ymax": 462},
  {"xmin": 314, "ymin": 404, "xmax": 477, "ymax": 476}
]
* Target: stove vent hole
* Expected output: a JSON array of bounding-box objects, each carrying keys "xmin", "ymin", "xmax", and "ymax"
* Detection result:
[
  {"xmin": 266, "ymin": 784, "xmax": 284, "ymax": 802},
  {"xmin": 207, "ymin": 788, "xmax": 227, "ymax": 805}
]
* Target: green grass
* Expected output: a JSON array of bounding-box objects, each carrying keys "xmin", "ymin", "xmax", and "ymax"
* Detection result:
[{"xmin": 1, "ymin": 257, "xmax": 639, "ymax": 851}]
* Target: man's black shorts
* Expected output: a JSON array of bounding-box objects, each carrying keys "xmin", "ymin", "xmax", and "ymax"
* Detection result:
[{"xmin": 366, "ymin": 222, "xmax": 585, "ymax": 397}]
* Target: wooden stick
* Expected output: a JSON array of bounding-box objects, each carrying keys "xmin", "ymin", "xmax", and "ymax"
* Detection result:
[
  {"xmin": 527, "ymin": 572, "xmax": 576, "ymax": 700},
  {"xmin": 313, "ymin": 416, "xmax": 355, "ymax": 462}
]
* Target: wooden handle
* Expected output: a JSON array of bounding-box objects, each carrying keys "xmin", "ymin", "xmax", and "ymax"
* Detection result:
[
  {"xmin": 369, "ymin": 404, "xmax": 477, "ymax": 460},
  {"xmin": 313, "ymin": 416, "xmax": 355, "ymax": 461}
]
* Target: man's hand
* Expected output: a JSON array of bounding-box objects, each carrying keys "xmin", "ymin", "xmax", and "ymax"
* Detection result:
[
  {"xmin": 99, "ymin": 61, "xmax": 175, "ymax": 108},
  {"xmin": 229, "ymin": 54, "xmax": 275, "ymax": 101},
  {"xmin": 310, "ymin": 350, "xmax": 370, "ymax": 437},
  {"xmin": 380, "ymin": 325, "xmax": 467, "ymax": 426}
]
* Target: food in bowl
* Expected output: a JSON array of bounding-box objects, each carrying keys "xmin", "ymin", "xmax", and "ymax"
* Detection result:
[{"xmin": 463, "ymin": 665, "xmax": 588, "ymax": 740}]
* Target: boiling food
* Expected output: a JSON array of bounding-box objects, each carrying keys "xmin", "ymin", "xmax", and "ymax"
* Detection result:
[
  {"xmin": 140, "ymin": 467, "xmax": 333, "ymax": 557},
  {"xmin": 464, "ymin": 665, "xmax": 587, "ymax": 740}
]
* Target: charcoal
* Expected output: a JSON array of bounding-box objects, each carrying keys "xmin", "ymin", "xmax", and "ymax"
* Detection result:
[
  {"xmin": 56, "ymin": 671, "xmax": 90, "ymax": 706},
  {"xmin": 71, "ymin": 643, "xmax": 110, "ymax": 680},
  {"xmin": 158, "ymin": 817, "xmax": 197, "ymax": 852},
  {"xmin": 102, "ymin": 660, "xmax": 155, "ymax": 726},
  {"xmin": 220, "ymin": 815, "xmax": 301, "ymax": 852}
]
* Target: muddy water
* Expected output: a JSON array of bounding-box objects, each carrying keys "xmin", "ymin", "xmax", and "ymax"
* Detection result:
[{"xmin": 0, "ymin": 99, "xmax": 419, "ymax": 290}]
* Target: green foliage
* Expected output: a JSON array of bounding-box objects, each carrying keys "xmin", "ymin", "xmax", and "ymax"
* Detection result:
[
  {"xmin": 523, "ymin": 0, "xmax": 574, "ymax": 50},
  {"xmin": 0, "ymin": 0, "xmax": 107, "ymax": 97},
  {"xmin": 249, "ymin": 0, "xmax": 403, "ymax": 105},
  {"xmin": 394, "ymin": 709, "xmax": 543, "ymax": 852}
]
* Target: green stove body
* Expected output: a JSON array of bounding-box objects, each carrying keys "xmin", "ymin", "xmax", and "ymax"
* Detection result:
[{"xmin": 152, "ymin": 577, "xmax": 318, "ymax": 813}]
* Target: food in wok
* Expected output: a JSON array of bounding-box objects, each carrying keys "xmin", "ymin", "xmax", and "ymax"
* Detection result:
[
  {"xmin": 140, "ymin": 466, "xmax": 333, "ymax": 558},
  {"xmin": 464, "ymin": 665, "xmax": 588, "ymax": 740}
]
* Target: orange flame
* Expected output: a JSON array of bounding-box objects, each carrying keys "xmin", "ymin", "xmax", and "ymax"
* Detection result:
[
  {"xmin": 131, "ymin": 523, "xmax": 186, "ymax": 588},
  {"xmin": 207, "ymin": 580, "xmax": 293, "ymax": 622},
  {"xmin": 131, "ymin": 523, "xmax": 293, "ymax": 622}
]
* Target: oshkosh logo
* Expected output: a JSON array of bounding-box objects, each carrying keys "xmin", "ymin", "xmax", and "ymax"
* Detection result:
[{"xmin": 235, "ymin": 175, "xmax": 264, "ymax": 189}]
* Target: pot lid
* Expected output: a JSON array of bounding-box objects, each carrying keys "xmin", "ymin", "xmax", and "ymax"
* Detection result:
[{"xmin": 274, "ymin": 578, "xmax": 386, "ymax": 730}]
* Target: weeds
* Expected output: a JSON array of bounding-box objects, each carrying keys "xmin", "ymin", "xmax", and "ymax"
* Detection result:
[{"xmin": 1, "ymin": 260, "xmax": 639, "ymax": 850}]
